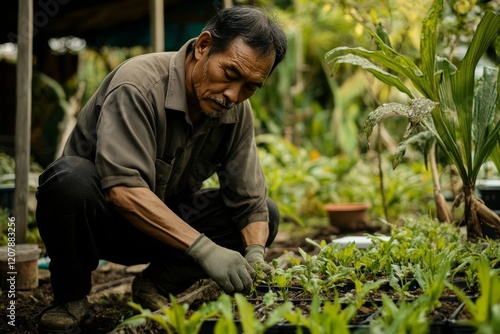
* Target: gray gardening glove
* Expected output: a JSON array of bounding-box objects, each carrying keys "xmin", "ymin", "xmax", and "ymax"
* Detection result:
[
  {"xmin": 245, "ymin": 244, "xmax": 274, "ymax": 273},
  {"xmin": 186, "ymin": 234, "xmax": 255, "ymax": 294}
]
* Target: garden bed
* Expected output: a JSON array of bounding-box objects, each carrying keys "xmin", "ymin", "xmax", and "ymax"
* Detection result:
[
  {"xmin": 115, "ymin": 217, "xmax": 499, "ymax": 333},
  {"xmin": 0, "ymin": 220, "xmax": 333, "ymax": 334},
  {"xmin": 1, "ymin": 217, "xmax": 498, "ymax": 334}
]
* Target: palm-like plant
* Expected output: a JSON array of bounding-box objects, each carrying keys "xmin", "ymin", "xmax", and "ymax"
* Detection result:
[{"xmin": 326, "ymin": 0, "xmax": 500, "ymax": 241}]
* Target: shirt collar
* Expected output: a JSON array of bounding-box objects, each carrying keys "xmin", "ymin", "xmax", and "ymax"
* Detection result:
[{"xmin": 164, "ymin": 38, "xmax": 192, "ymax": 114}]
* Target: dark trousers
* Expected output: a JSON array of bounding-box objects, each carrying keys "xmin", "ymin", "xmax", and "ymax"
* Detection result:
[{"xmin": 36, "ymin": 156, "xmax": 279, "ymax": 303}]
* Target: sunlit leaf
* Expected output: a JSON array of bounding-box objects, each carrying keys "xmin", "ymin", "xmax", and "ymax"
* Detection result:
[{"xmin": 332, "ymin": 53, "xmax": 414, "ymax": 97}]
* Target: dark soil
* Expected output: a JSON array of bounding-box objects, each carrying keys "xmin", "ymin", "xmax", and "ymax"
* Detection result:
[
  {"xmin": 1, "ymin": 264, "xmax": 135, "ymax": 334},
  {"xmin": 0, "ymin": 222, "xmax": 470, "ymax": 333},
  {"xmin": 430, "ymin": 299, "xmax": 463, "ymax": 321},
  {"xmin": 0, "ymin": 224, "xmax": 314, "ymax": 334}
]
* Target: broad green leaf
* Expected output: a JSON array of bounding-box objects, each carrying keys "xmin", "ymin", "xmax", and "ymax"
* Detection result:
[
  {"xmin": 213, "ymin": 295, "xmax": 238, "ymax": 334},
  {"xmin": 472, "ymin": 67, "xmax": 498, "ymax": 147},
  {"xmin": 451, "ymin": 10, "xmax": 500, "ymax": 174},
  {"xmin": 327, "ymin": 45, "xmax": 421, "ymax": 96},
  {"xmin": 264, "ymin": 302, "xmax": 294, "ymax": 328},
  {"xmin": 429, "ymin": 57, "xmax": 469, "ymax": 180},
  {"xmin": 472, "ymin": 120, "xmax": 500, "ymax": 181},
  {"xmin": 472, "ymin": 67, "xmax": 500, "ymax": 176},
  {"xmin": 214, "ymin": 318, "xmax": 238, "ymax": 334},
  {"xmin": 375, "ymin": 22, "xmax": 393, "ymax": 49},
  {"xmin": 235, "ymin": 294, "xmax": 261, "ymax": 334},
  {"xmin": 426, "ymin": 106, "xmax": 469, "ymax": 181},
  {"xmin": 436, "ymin": 57, "xmax": 458, "ymax": 111},
  {"xmin": 365, "ymin": 29, "xmax": 433, "ymax": 98},
  {"xmin": 393, "ymin": 130, "xmax": 435, "ymax": 169},
  {"xmin": 489, "ymin": 135, "xmax": 500, "ymax": 174},
  {"xmin": 406, "ymin": 98, "xmax": 439, "ymax": 126},
  {"xmin": 332, "ymin": 54, "xmax": 414, "ymax": 97},
  {"xmin": 473, "ymin": 67, "xmax": 498, "ymax": 149},
  {"xmin": 364, "ymin": 99, "xmax": 437, "ymax": 146},
  {"xmin": 363, "ymin": 102, "xmax": 411, "ymax": 141},
  {"xmin": 420, "ymin": 0, "xmax": 443, "ymax": 99},
  {"xmin": 115, "ymin": 316, "xmax": 147, "ymax": 330}
]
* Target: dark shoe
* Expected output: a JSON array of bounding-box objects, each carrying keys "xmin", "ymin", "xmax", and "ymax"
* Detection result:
[
  {"xmin": 38, "ymin": 297, "xmax": 94, "ymax": 333},
  {"xmin": 132, "ymin": 262, "xmax": 208, "ymax": 311},
  {"xmin": 132, "ymin": 273, "xmax": 171, "ymax": 311}
]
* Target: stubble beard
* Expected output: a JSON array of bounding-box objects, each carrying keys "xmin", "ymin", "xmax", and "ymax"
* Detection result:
[
  {"xmin": 194, "ymin": 59, "xmax": 234, "ymax": 118},
  {"xmin": 195, "ymin": 84, "xmax": 219, "ymax": 118}
]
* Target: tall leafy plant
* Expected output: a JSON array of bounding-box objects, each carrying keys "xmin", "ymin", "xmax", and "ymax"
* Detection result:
[{"xmin": 326, "ymin": 0, "xmax": 500, "ymax": 241}]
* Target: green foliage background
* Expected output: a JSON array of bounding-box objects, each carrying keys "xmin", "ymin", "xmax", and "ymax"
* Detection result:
[{"xmin": 3, "ymin": 0, "xmax": 499, "ymax": 230}]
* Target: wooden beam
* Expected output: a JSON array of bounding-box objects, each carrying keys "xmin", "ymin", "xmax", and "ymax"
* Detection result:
[
  {"xmin": 14, "ymin": 0, "xmax": 33, "ymax": 244},
  {"xmin": 150, "ymin": 0, "xmax": 164, "ymax": 52}
]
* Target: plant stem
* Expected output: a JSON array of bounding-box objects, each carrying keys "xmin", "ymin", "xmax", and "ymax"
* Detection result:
[
  {"xmin": 430, "ymin": 142, "xmax": 452, "ymax": 223},
  {"xmin": 377, "ymin": 123, "xmax": 389, "ymax": 222}
]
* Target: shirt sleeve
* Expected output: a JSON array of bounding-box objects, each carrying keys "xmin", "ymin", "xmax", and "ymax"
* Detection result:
[
  {"xmin": 219, "ymin": 101, "xmax": 269, "ymax": 229},
  {"xmin": 95, "ymin": 83, "xmax": 158, "ymax": 191}
]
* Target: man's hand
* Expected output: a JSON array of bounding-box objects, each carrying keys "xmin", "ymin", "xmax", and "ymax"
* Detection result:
[
  {"xmin": 186, "ymin": 234, "xmax": 255, "ymax": 294},
  {"xmin": 245, "ymin": 244, "xmax": 273, "ymax": 273}
]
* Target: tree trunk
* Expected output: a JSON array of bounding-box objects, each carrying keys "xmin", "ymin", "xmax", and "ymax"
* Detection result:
[
  {"xmin": 462, "ymin": 183, "xmax": 500, "ymax": 242},
  {"xmin": 463, "ymin": 185, "xmax": 482, "ymax": 242},
  {"xmin": 476, "ymin": 198, "xmax": 500, "ymax": 239}
]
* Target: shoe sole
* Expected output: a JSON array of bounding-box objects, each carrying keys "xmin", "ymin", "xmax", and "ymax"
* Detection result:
[{"xmin": 37, "ymin": 309, "xmax": 95, "ymax": 334}]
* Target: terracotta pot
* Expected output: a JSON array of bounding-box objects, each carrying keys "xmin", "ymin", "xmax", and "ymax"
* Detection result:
[
  {"xmin": 324, "ymin": 203, "xmax": 371, "ymax": 232},
  {"xmin": 0, "ymin": 243, "xmax": 41, "ymax": 290}
]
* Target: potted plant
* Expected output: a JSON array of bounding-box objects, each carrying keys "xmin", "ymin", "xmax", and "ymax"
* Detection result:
[
  {"xmin": 324, "ymin": 202, "xmax": 372, "ymax": 232},
  {"xmin": 325, "ymin": 0, "xmax": 500, "ymax": 241}
]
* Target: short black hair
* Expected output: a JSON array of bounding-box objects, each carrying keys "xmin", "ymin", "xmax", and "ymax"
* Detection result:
[{"xmin": 202, "ymin": 6, "xmax": 287, "ymax": 74}]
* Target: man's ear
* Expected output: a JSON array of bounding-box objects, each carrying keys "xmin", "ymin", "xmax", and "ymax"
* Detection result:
[{"xmin": 194, "ymin": 31, "xmax": 213, "ymax": 60}]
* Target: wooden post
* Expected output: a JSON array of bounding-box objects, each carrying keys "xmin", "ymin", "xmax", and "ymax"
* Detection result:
[
  {"xmin": 150, "ymin": 0, "xmax": 164, "ymax": 52},
  {"xmin": 14, "ymin": 0, "xmax": 33, "ymax": 244}
]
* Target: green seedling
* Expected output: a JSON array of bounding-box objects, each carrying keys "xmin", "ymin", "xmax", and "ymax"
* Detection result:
[
  {"xmin": 235, "ymin": 293, "xmax": 293, "ymax": 334},
  {"xmin": 116, "ymin": 295, "xmax": 218, "ymax": 334},
  {"xmin": 447, "ymin": 256, "xmax": 500, "ymax": 333}
]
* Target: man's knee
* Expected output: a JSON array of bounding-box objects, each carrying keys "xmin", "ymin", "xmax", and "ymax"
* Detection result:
[
  {"xmin": 266, "ymin": 198, "xmax": 280, "ymax": 247},
  {"xmin": 36, "ymin": 156, "xmax": 100, "ymax": 209}
]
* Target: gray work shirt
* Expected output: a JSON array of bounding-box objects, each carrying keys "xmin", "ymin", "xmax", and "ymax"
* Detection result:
[{"xmin": 63, "ymin": 39, "xmax": 269, "ymax": 228}]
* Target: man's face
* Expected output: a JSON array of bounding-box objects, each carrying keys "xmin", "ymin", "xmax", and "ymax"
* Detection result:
[{"xmin": 192, "ymin": 36, "xmax": 275, "ymax": 117}]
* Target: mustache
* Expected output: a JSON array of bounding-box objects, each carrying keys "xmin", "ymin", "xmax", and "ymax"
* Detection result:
[{"xmin": 209, "ymin": 96, "xmax": 234, "ymax": 109}]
